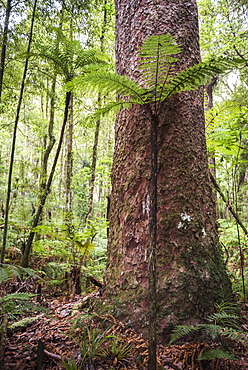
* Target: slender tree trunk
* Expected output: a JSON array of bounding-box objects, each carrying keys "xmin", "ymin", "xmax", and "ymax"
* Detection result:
[
  {"xmin": 1, "ymin": 0, "xmax": 37, "ymax": 264},
  {"xmin": 40, "ymin": 77, "xmax": 56, "ymax": 213},
  {"xmin": 85, "ymin": 1, "xmax": 108, "ymax": 224},
  {"xmin": 0, "ymin": 0, "xmax": 12, "ymax": 103},
  {"xmin": 148, "ymin": 113, "xmax": 158, "ymax": 369},
  {"xmin": 104, "ymin": 0, "xmax": 232, "ymax": 340},
  {"xmin": 64, "ymin": 9, "xmax": 74, "ymax": 222},
  {"xmin": 0, "ymin": 313, "xmax": 8, "ymax": 368},
  {"xmin": 21, "ymin": 91, "xmax": 71, "ymax": 267},
  {"xmin": 39, "ymin": 2, "xmax": 64, "ymax": 224},
  {"xmin": 86, "ymin": 110, "xmax": 101, "ymax": 223},
  {"xmin": 65, "ymin": 93, "xmax": 73, "ymax": 218}
]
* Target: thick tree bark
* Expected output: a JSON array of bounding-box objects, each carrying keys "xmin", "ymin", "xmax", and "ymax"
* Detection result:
[{"xmin": 104, "ymin": 0, "xmax": 232, "ymax": 339}]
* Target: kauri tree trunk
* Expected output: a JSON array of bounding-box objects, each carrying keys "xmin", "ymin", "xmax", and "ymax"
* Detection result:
[{"xmin": 104, "ymin": 0, "xmax": 232, "ymax": 339}]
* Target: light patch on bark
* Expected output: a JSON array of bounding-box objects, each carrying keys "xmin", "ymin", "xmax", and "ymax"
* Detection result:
[
  {"xmin": 177, "ymin": 212, "xmax": 192, "ymax": 229},
  {"xmin": 142, "ymin": 193, "xmax": 150, "ymax": 216},
  {"xmin": 202, "ymin": 227, "xmax": 206, "ymax": 237},
  {"xmin": 201, "ymin": 269, "xmax": 210, "ymax": 279}
]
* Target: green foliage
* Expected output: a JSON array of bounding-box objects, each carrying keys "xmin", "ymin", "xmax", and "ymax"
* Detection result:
[
  {"xmin": 198, "ymin": 0, "xmax": 248, "ymax": 60},
  {"xmin": 67, "ymin": 33, "xmax": 244, "ymax": 123},
  {"xmin": 102, "ymin": 336, "xmax": 133, "ymax": 361},
  {"xmin": 68, "ymin": 71, "xmax": 147, "ymax": 102},
  {"xmin": 33, "ymin": 222, "xmax": 96, "ymax": 259},
  {"xmin": 170, "ymin": 304, "xmax": 247, "ymax": 361},
  {"xmin": 0, "ymin": 292, "xmax": 36, "ymax": 319},
  {"xmin": 206, "ymin": 102, "xmax": 248, "ymax": 156},
  {"xmin": 62, "ymin": 359, "xmax": 78, "ymax": 370},
  {"xmin": 30, "ymin": 29, "xmax": 110, "ymax": 81},
  {"xmin": 198, "ymin": 348, "xmax": 236, "ymax": 361},
  {"xmin": 218, "ymin": 219, "xmax": 248, "ymax": 300},
  {"xmin": 8, "ymin": 315, "xmax": 41, "ymax": 332},
  {"xmin": 137, "ymin": 34, "xmax": 180, "ymax": 86},
  {"xmin": 0, "ymin": 264, "xmax": 46, "ymax": 341},
  {"xmin": 62, "ymin": 325, "xmax": 115, "ymax": 369},
  {"xmin": 170, "ymin": 323, "xmax": 246, "ymax": 356},
  {"xmin": 32, "ymin": 219, "xmax": 107, "ymax": 292},
  {"xmin": 0, "ymin": 263, "xmax": 41, "ymax": 284},
  {"xmin": 62, "ymin": 320, "xmax": 133, "ymax": 370}
]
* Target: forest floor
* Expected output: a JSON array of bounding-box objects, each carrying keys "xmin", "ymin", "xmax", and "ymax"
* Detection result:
[{"xmin": 1, "ymin": 277, "xmax": 248, "ymax": 370}]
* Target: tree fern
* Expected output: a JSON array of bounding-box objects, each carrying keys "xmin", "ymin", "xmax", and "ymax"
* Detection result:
[
  {"xmin": 30, "ymin": 29, "xmax": 109, "ymax": 81},
  {"xmin": 67, "ymin": 33, "xmax": 244, "ymax": 119}
]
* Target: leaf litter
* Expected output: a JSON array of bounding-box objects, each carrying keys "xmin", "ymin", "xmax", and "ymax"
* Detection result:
[{"xmin": 1, "ymin": 281, "xmax": 248, "ymax": 370}]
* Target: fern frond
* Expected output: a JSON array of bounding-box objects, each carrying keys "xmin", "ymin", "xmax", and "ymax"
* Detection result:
[
  {"xmin": 205, "ymin": 101, "xmax": 242, "ymax": 133},
  {"xmin": 8, "ymin": 315, "xmax": 41, "ymax": 331},
  {"xmin": 0, "ymin": 264, "xmax": 42, "ymax": 283},
  {"xmin": 0, "ymin": 267, "xmax": 9, "ymax": 284},
  {"xmin": 0, "ymin": 292, "xmax": 36, "ymax": 304},
  {"xmin": 208, "ymin": 312, "xmax": 240, "ymax": 328},
  {"xmin": 138, "ymin": 34, "xmax": 180, "ymax": 88},
  {"xmin": 68, "ymin": 72, "xmax": 147, "ymax": 103},
  {"xmin": 161, "ymin": 58, "xmax": 240, "ymax": 99},
  {"xmin": 199, "ymin": 348, "xmax": 237, "ymax": 361},
  {"xmin": 139, "ymin": 34, "xmax": 180, "ymax": 58},
  {"xmin": 85, "ymin": 100, "xmax": 132, "ymax": 124},
  {"xmin": 198, "ymin": 323, "xmax": 223, "ymax": 340},
  {"xmin": 75, "ymin": 49, "xmax": 110, "ymax": 69},
  {"xmin": 169, "ymin": 325, "xmax": 200, "ymax": 344},
  {"xmin": 218, "ymin": 327, "xmax": 248, "ymax": 346}
]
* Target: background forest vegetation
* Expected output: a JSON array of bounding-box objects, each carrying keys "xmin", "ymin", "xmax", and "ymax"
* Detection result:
[{"xmin": 0, "ymin": 0, "xmax": 247, "ymax": 301}]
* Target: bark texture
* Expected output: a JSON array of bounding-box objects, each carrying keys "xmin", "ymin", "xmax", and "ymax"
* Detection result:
[{"xmin": 104, "ymin": 0, "xmax": 232, "ymax": 339}]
